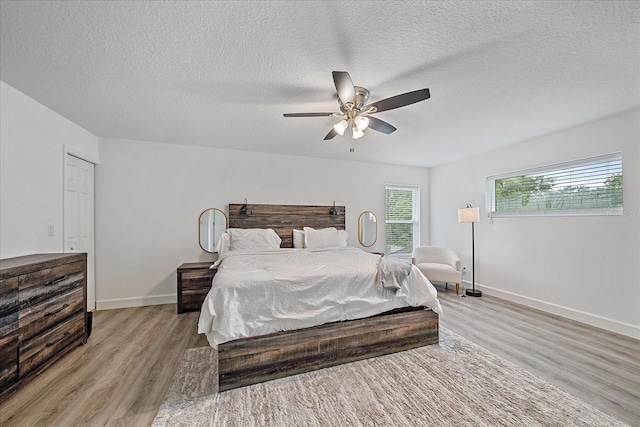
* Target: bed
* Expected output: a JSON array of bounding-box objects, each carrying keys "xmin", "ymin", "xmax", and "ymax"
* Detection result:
[{"xmin": 197, "ymin": 203, "xmax": 441, "ymax": 392}]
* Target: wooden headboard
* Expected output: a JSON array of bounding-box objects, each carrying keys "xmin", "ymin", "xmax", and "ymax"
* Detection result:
[{"xmin": 228, "ymin": 203, "xmax": 346, "ymax": 248}]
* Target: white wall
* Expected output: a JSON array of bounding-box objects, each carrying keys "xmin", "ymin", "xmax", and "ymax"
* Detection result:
[
  {"xmin": 430, "ymin": 109, "xmax": 640, "ymax": 338},
  {"xmin": 95, "ymin": 138, "xmax": 430, "ymax": 309},
  {"xmin": 0, "ymin": 81, "xmax": 99, "ymax": 258}
]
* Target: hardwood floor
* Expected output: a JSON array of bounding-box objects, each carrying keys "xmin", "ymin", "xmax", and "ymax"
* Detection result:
[
  {"xmin": 437, "ymin": 289, "xmax": 640, "ymax": 426},
  {"xmin": 0, "ymin": 305, "xmax": 208, "ymax": 426},
  {"xmin": 0, "ymin": 291, "xmax": 638, "ymax": 426}
]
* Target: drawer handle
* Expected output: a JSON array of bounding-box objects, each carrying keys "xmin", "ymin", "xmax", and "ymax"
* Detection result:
[
  {"xmin": 46, "ymin": 331, "xmax": 71, "ymax": 348},
  {"xmin": 44, "ymin": 303, "xmax": 69, "ymax": 317},
  {"xmin": 44, "ymin": 275, "xmax": 68, "ymax": 286}
]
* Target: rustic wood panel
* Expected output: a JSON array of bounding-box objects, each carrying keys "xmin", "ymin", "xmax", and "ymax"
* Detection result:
[
  {"xmin": 19, "ymin": 313, "xmax": 84, "ymax": 378},
  {"xmin": 0, "ymin": 254, "xmax": 86, "ymax": 279},
  {"xmin": 18, "ymin": 261, "xmax": 85, "ymax": 308},
  {"xmin": 18, "ymin": 287, "xmax": 84, "ymax": 342},
  {"xmin": 228, "ymin": 203, "xmax": 346, "ymax": 248},
  {"xmin": 0, "ymin": 323, "xmax": 18, "ymax": 392},
  {"xmin": 0, "ymin": 276, "xmax": 18, "ymax": 392},
  {"xmin": 180, "ymin": 289, "xmax": 211, "ymax": 311},
  {"xmin": 0, "ymin": 277, "xmax": 18, "ymax": 319},
  {"xmin": 218, "ymin": 307, "xmax": 438, "ymax": 392}
]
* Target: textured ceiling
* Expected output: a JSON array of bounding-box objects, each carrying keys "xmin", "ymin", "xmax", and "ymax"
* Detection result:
[{"xmin": 1, "ymin": 1, "xmax": 638, "ymax": 168}]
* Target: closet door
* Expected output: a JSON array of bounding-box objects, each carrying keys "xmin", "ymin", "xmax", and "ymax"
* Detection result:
[{"xmin": 64, "ymin": 154, "xmax": 95, "ymax": 311}]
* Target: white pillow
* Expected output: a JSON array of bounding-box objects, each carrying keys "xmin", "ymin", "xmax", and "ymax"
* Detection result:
[
  {"xmin": 303, "ymin": 227, "xmax": 349, "ymax": 249},
  {"xmin": 215, "ymin": 231, "xmax": 231, "ymax": 256},
  {"xmin": 293, "ymin": 229, "xmax": 305, "ymax": 248},
  {"xmin": 228, "ymin": 228, "xmax": 282, "ymax": 251}
]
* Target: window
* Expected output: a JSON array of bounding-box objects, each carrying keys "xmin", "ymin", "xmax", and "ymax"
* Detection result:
[
  {"xmin": 486, "ymin": 152, "xmax": 623, "ymax": 217},
  {"xmin": 385, "ymin": 185, "xmax": 420, "ymax": 258}
]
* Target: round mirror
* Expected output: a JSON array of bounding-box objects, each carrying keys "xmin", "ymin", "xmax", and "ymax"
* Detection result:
[
  {"xmin": 358, "ymin": 211, "xmax": 377, "ymax": 247},
  {"xmin": 199, "ymin": 208, "xmax": 227, "ymax": 253}
]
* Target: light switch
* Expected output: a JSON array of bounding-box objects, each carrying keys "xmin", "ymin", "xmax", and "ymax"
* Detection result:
[{"xmin": 48, "ymin": 224, "xmax": 55, "ymax": 236}]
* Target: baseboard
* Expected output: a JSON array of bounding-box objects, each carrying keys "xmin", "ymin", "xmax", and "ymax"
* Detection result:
[
  {"xmin": 96, "ymin": 294, "xmax": 176, "ymax": 310},
  {"xmin": 461, "ymin": 280, "xmax": 640, "ymax": 340}
]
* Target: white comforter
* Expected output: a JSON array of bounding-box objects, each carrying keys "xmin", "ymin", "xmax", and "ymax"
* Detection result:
[{"xmin": 197, "ymin": 246, "xmax": 442, "ymax": 348}]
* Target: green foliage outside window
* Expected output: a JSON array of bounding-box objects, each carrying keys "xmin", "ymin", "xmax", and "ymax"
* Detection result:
[{"xmin": 495, "ymin": 173, "xmax": 623, "ymax": 212}]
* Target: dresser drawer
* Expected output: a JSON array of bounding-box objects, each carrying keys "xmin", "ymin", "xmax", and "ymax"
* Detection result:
[
  {"xmin": 1, "ymin": 276, "xmax": 19, "ymax": 319},
  {"xmin": 19, "ymin": 260, "xmax": 85, "ymax": 307},
  {"xmin": 19, "ymin": 287, "xmax": 84, "ymax": 342},
  {"xmin": 19, "ymin": 313, "xmax": 84, "ymax": 377},
  {"xmin": 0, "ymin": 321, "xmax": 18, "ymax": 391},
  {"xmin": 0, "ymin": 276, "xmax": 19, "ymax": 391}
]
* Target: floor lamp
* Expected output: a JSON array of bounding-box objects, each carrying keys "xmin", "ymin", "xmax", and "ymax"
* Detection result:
[{"xmin": 458, "ymin": 204, "xmax": 481, "ymax": 297}]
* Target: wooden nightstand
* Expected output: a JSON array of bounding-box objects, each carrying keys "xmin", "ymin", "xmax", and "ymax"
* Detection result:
[{"xmin": 177, "ymin": 262, "xmax": 217, "ymax": 314}]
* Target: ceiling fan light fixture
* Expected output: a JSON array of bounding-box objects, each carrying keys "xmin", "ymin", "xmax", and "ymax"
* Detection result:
[
  {"xmin": 333, "ymin": 119, "xmax": 349, "ymax": 136},
  {"xmin": 355, "ymin": 116, "xmax": 370, "ymax": 131},
  {"xmin": 283, "ymin": 71, "xmax": 430, "ymax": 146},
  {"xmin": 351, "ymin": 126, "xmax": 364, "ymax": 139}
]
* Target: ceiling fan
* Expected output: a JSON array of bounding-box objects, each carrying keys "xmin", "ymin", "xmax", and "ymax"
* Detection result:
[{"xmin": 283, "ymin": 71, "xmax": 430, "ymax": 144}]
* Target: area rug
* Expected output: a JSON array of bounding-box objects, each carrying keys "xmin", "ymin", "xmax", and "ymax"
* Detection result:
[{"xmin": 153, "ymin": 328, "xmax": 628, "ymax": 426}]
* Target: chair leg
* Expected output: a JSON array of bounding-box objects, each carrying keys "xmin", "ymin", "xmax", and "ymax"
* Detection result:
[{"xmin": 455, "ymin": 283, "xmax": 460, "ymax": 295}]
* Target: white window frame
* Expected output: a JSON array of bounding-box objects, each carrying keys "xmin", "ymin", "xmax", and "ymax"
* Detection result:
[
  {"xmin": 384, "ymin": 184, "xmax": 420, "ymax": 259},
  {"xmin": 486, "ymin": 152, "xmax": 623, "ymax": 218}
]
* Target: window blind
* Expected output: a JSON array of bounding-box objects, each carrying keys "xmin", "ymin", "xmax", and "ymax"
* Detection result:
[
  {"xmin": 385, "ymin": 185, "xmax": 419, "ymax": 257},
  {"xmin": 486, "ymin": 152, "xmax": 623, "ymax": 217}
]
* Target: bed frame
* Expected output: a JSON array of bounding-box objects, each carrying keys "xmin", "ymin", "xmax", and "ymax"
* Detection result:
[{"xmin": 217, "ymin": 203, "xmax": 439, "ymax": 392}]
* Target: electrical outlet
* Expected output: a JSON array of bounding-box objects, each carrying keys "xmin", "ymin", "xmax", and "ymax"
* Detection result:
[{"xmin": 462, "ymin": 266, "xmax": 468, "ymax": 276}]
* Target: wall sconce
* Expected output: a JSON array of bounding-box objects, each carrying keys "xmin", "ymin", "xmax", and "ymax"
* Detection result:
[
  {"xmin": 240, "ymin": 198, "xmax": 252, "ymax": 216},
  {"xmin": 329, "ymin": 201, "xmax": 340, "ymax": 216}
]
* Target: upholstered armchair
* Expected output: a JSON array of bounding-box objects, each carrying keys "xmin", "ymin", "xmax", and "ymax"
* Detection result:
[{"xmin": 412, "ymin": 246, "xmax": 463, "ymax": 295}]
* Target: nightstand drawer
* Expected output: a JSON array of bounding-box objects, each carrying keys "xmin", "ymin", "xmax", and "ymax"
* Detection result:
[
  {"xmin": 182, "ymin": 269, "xmax": 216, "ymax": 283},
  {"xmin": 180, "ymin": 290, "xmax": 211, "ymax": 311}
]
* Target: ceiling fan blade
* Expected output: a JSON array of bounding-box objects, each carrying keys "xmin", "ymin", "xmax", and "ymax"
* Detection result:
[
  {"xmin": 283, "ymin": 112, "xmax": 334, "ymax": 117},
  {"xmin": 332, "ymin": 71, "xmax": 356, "ymax": 106},
  {"xmin": 324, "ymin": 128, "xmax": 338, "ymax": 140},
  {"xmin": 367, "ymin": 117, "xmax": 397, "ymax": 134},
  {"xmin": 367, "ymin": 88, "xmax": 430, "ymax": 113}
]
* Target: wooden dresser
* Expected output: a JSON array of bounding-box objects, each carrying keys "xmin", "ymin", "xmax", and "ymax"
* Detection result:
[
  {"xmin": 177, "ymin": 262, "xmax": 216, "ymax": 314},
  {"xmin": 0, "ymin": 253, "xmax": 87, "ymax": 401}
]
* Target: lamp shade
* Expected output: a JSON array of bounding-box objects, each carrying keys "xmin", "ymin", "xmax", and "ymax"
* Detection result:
[
  {"xmin": 333, "ymin": 119, "xmax": 349, "ymax": 136},
  {"xmin": 355, "ymin": 116, "xmax": 370, "ymax": 131},
  {"xmin": 351, "ymin": 127, "xmax": 364, "ymax": 139},
  {"xmin": 458, "ymin": 206, "xmax": 480, "ymax": 223}
]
